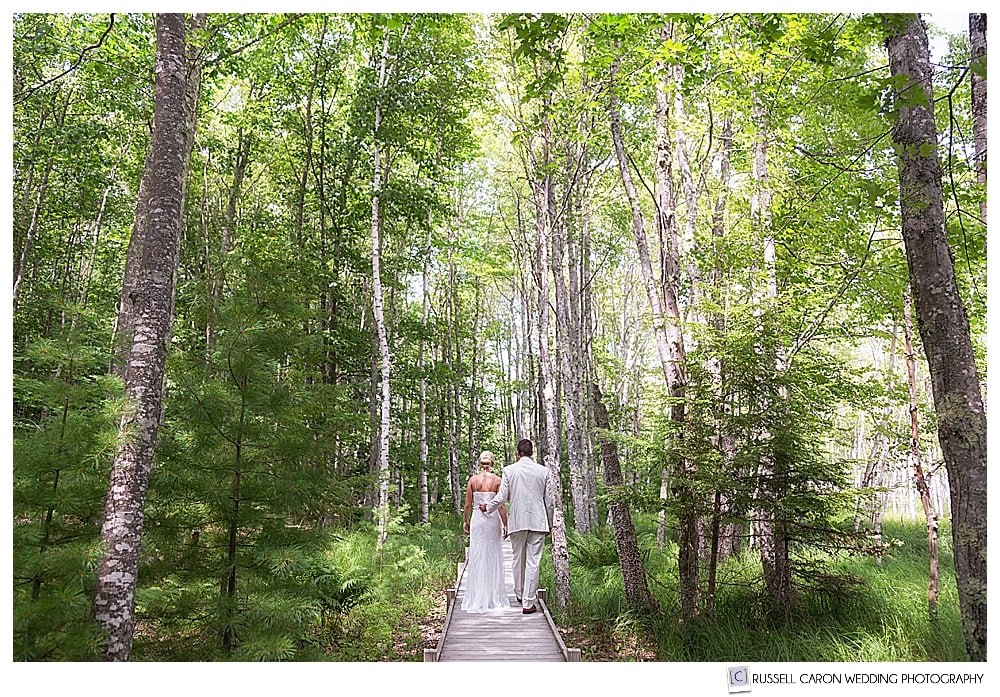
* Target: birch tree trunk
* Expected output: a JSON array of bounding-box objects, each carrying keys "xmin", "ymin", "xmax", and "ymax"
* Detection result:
[
  {"xmin": 419, "ymin": 223, "xmax": 431, "ymax": 524},
  {"xmin": 673, "ymin": 63, "xmax": 702, "ymax": 315},
  {"xmin": 749, "ymin": 66, "xmax": 793, "ymax": 615},
  {"xmin": 705, "ymin": 116, "xmax": 741, "ymax": 611},
  {"xmin": 532, "ymin": 99, "xmax": 571, "ymax": 611},
  {"xmin": 447, "ymin": 224, "xmax": 462, "ymax": 516},
  {"xmin": 363, "ymin": 325, "xmax": 379, "ymax": 518},
  {"xmin": 885, "ymin": 14, "xmax": 987, "ymax": 660},
  {"xmin": 467, "ymin": 279, "xmax": 482, "ymax": 476},
  {"xmin": 92, "ymin": 14, "xmax": 189, "ymax": 661},
  {"xmin": 969, "ymin": 14, "xmax": 987, "ymax": 226},
  {"xmin": 652, "ymin": 25, "xmax": 698, "ymax": 620},
  {"xmin": 904, "ymin": 287, "xmax": 940, "ymax": 621},
  {"xmin": 371, "ymin": 30, "xmax": 392, "ymax": 549},
  {"xmin": 552, "ymin": 151, "xmax": 591, "ymax": 533}
]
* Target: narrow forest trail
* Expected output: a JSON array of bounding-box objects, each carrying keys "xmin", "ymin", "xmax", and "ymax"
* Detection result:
[{"xmin": 425, "ymin": 539, "xmax": 580, "ymax": 661}]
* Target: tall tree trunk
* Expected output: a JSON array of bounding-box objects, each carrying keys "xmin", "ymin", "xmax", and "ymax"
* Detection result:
[
  {"xmin": 578, "ymin": 189, "xmax": 599, "ymax": 529},
  {"xmin": 467, "ymin": 278, "xmax": 482, "ymax": 476},
  {"xmin": 92, "ymin": 14, "xmax": 189, "ymax": 661},
  {"xmin": 854, "ymin": 320, "xmax": 897, "ymax": 536},
  {"xmin": 885, "ymin": 13, "xmax": 987, "ymax": 661},
  {"xmin": 652, "ymin": 24, "xmax": 697, "ymax": 619},
  {"xmin": 552, "ymin": 151, "xmax": 590, "ymax": 533},
  {"xmin": 446, "ymin": 224, "xmax": 462, "ymax": 517},
  {"xmin": 652, "ymin": 29, "xmax": 675, "ymax": 555},
  {"xmin": 419, "ymin": 222, "xmax": 431, "ymax": 524},
  {"xmin": 592, "ymin": 382, "xmax": 656, "ymax": 615},
  {"xmin": 371, "ymin": 30, "xmax": 393, "ymax": 549},
  {"xmin": 748, "ymin": 62, "xmax": 793, "ymax": 616},
  {"xmin": 904, "ymin": 287, "xmax": 939, "ymax": 621},
  {"xmin": 111, "ymin": 14, "xmax": 205, "ymax": 380},
  {"xmin": 706, "ymin": 114, "xmax": 742, "ymax": 574},
  {"xmin": 969, "ymin": 14, "xmax": 987, "ymax": 227},
  {"xmin": 532, "ymin": 95, "xmax": 571, "ymax": 611},
  {"xmin": 673, "ymin": 62, "xmax": 702, "ymax": 316}
]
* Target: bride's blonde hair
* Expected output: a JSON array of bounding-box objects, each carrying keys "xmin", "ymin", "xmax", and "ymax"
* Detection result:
[{"xmin": 478, "ymin": 451, "xmax": 495, "ymax": 469}]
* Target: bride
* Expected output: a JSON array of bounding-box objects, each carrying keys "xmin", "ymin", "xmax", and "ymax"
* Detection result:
[{"xmin": 461, "ymin": 451, "xmax": 510, "ymax": 613}]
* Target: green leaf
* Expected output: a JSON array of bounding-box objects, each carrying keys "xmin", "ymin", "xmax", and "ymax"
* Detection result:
[{"xmin": 970, "ymin": 55, "xmax": 987, "ymax": 78}]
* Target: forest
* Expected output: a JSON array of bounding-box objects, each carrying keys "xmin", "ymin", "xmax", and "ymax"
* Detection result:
[{"xmin": 11, "ymin": 12, "xmax": 987, "ymax": 663}]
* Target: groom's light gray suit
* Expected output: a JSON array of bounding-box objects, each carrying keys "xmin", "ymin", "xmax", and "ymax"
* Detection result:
[{"xmin": 484, "ymin": 456, "xmax": 554, "ymax": 609}]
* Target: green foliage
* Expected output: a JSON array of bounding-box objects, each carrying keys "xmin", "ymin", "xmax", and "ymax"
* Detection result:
[
  {"xmin": 13, "ymin": 316, "xmax": 120, "ymax": 660},
  {"xmin": 12, "ymin": 11, "xmax": 982, "ymax": 663},
  {"xmin": 568, "ymin": 526, "xmax": 620, "ymax": 570},
  {"xmin": 497, "ymin": 13, "xmax": 571, "ymax": 98},
  {"xmin": 136, "ymin": 234, "xmax": 353, "ymax": 659},
  {"xmin": 560, "ymin": 518, "xmax": 966, "ymax": 661},
  {"xmin": 304, "ymin": 555, "xmax": 373, "ymax": 630}
]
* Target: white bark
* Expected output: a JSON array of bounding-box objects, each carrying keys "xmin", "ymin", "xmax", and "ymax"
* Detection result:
[{"xmin": 372, "ymin": 31, "xmax": 392, "ymax": 549}]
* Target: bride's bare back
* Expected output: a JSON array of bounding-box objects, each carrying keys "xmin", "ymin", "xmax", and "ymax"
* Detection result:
[{"xmin": 467, "ymin": 472, "xmax": 501, "ymax": 493}]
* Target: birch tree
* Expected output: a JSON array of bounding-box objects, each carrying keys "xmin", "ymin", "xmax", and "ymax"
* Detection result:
[
  {"xmin": 370, "ymin": 24, "xmax": 393, "ymax": 549},
  {"xmin": 534, "ymin": 92, "xmax": 572, "ymax": 612},
  {"xmin": 904, "ymin": 287, "xmax": 939, "ymax": 621},
  {"xmin": 968, "ymin": 14, "xmax": 986, "ymax": 226},
  {"xmin": 608, "ymin": 43, "xmax": 698, "ymax": 620}
]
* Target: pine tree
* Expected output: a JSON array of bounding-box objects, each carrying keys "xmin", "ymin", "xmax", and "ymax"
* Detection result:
[{"xmin": 14, "ymin": 319, "xmax": 120, "ymax": 659}]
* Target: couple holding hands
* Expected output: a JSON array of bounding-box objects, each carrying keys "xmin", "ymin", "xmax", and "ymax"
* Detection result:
[{"xmin": 461, "ymin": 439, "xmax": 554, "ymax": 615}]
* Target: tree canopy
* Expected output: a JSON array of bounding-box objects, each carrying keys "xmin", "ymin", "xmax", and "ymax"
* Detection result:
[{"xmin": 12, "ymin": 12, "xmax": 985, "ymax": 663}]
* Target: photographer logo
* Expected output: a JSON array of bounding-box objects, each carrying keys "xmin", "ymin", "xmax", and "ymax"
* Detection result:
[{"xmin": 728, "ymin": 666, "xmax": 751, "ymax": 693}]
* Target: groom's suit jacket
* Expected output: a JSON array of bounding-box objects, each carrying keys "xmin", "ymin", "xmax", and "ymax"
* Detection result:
[{"xmin": 485, "ymin": 456, "xmax": 554, "ymax": 534}]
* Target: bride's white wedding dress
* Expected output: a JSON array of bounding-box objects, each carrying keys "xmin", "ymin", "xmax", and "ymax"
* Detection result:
[{"xmin": 462, "ymin": 491, "xmax": 510, "ymax": 613}]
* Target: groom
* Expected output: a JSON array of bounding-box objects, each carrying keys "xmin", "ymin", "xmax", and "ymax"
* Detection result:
[{"xmin": 481, "ymin": 438, "xmax": 554, "ymax": 614}]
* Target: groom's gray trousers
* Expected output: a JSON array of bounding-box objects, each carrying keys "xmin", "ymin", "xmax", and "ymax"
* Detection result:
[{"xmin": 508, "ymin": 529, "xmax": 546, "ymax": 607}]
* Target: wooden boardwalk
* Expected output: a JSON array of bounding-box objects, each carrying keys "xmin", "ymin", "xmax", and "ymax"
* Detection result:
[{"xmin": 425, "ymin": 539, "xmax": 581, "ymax": 662}]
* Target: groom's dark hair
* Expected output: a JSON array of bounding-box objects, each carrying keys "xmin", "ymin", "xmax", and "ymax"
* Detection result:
[{"xmin": 517, "ymin": 439, "xmax": 533, "ymax": 457}]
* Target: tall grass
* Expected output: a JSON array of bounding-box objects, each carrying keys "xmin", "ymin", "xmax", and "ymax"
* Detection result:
[
  {"xmin": 134, "ymin": 514, "xmax": 966, "ymax": 661},
  {"xmin": 546, "ymin": 516, "xmax": 969, "ymax": 662}
]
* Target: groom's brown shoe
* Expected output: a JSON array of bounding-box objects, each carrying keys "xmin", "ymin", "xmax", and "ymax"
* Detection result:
[{"xmin": 522, "ymin": 606, "xmax": 537, "ymax": 614}]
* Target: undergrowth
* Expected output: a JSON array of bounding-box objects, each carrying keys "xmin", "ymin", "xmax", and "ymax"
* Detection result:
[
  {"xmin": 133, "ymin": 514, "xmax": 463, "ymax": 661},
  {"xmin": 544, "ymin": 516, "xmax": 968, "ymax": 662}
]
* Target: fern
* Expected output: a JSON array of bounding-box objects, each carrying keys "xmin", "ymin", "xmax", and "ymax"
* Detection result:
[{"xmin": 568, "ymin": 527, "xmax": 620, "ymax": 570}]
